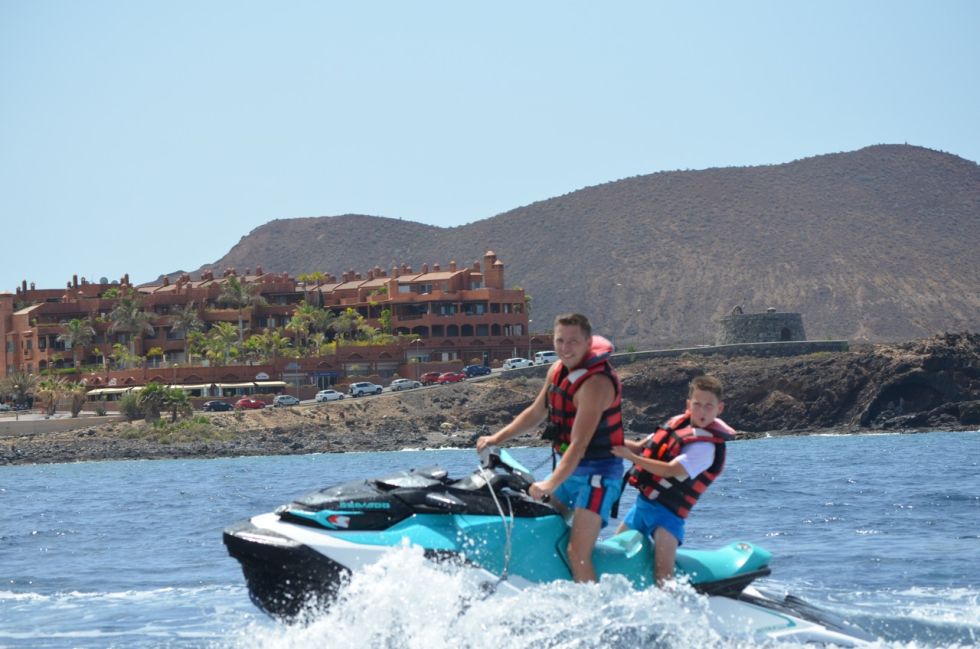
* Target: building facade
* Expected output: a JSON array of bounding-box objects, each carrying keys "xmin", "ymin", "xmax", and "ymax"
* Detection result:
[{"xmin": 1, "ymin": 251, "xmax": 546, "ymax": 396}]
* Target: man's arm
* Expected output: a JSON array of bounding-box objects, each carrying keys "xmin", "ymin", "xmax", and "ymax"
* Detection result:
[
  {"xmin": 531, "ymin": 373, "xmax": 615, "ymax": 497},
  {"xmin": 476, "ymin": 366, "xmax": 553, "ymax": 451}
]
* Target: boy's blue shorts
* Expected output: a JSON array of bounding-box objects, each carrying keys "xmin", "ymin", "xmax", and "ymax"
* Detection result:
[
  {"xmin": 553, "ymin": 473, "xmax": 623, "ymax": 528},
  {"xmin": 623, "ymin": 497, "xmax": 686, "ymax": 545}
]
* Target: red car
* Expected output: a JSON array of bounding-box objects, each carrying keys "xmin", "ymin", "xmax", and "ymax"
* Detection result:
[
  {"xmin": 420, "ymin": 371, "xmax": 443, "ymax": 386},
  {"xmin": 436, "ymin": 371, "xmax": 466, "ymax": 384},
  {"xmin": 235, "ymin": 397, "xmax": 266, "ymax": 410}
]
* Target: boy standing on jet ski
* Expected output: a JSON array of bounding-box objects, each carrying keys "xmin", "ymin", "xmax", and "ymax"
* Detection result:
[
  {"xmin": 477, "ymin": 313, "xmax": 625, "ymax": 583},
  {"xmin": 612, "ymin": 375, "xmax": 735, "ymax": 586}
]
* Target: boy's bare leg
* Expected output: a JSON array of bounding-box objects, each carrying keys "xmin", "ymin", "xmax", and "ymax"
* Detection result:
[{"xmin": 653, "ymin": 526, "xmax": 679, "ymax": 587}]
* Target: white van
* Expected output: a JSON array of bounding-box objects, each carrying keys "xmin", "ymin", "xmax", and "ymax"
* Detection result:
[{"xmin": 534, "ymin": 351, "xmax": 559, "ymax": 365}]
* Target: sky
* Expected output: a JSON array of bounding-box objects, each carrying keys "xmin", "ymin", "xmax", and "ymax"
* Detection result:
[{"xmin": 2, "ymin": 1, "xmax": 979, "ymax": 294}]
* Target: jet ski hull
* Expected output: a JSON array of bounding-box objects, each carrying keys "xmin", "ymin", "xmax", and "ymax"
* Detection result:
[
  {"xmin": 223, "ymin": 520, "xmax": 351, "ymax": 621},
  {"xmin": 223, "ymin": 453, "xmax": 874, "ymax": 645}
]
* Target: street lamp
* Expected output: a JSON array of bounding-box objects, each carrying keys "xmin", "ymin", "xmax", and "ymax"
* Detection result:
[
  {"xmin": 527, "ymin": 320, "xmax": 533, "ymax": 359},
  {"xmin": 410, "ymin": 338, "xmax": 424, "ymax": 380}
]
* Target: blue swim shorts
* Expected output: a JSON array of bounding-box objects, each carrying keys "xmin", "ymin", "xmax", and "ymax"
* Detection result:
[
  {"xmin": 553, "ymin": 473, "xmax": 623, "ymax": 528},
  {"xmin": 623, "ymin": 497, "xmax": 686, "ymax": 545}
]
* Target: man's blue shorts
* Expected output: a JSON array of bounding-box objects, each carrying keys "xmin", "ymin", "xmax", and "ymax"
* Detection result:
[
  {"xmin": 553, "ymin": 473, "xmax": 623, "ymax": 528},
  {"xmin": 623, "ymin": 497, "xmax": 686, "ymax": 545}
]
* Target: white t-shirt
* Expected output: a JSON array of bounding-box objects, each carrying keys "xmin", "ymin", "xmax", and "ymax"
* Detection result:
[{"xmin": 674, "ymin": 439, "xmax": 715, "ymax": 479}]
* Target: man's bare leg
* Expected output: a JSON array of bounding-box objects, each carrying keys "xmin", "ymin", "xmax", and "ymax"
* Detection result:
[{"xmin": 566, "ymin": 508, "xmax": 602, "ymax": 582}]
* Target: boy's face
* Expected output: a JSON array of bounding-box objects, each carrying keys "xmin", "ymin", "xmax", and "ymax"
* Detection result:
[
  {"xmin": 553, "ymin": 323, "xmax": 591, "ymax": 369},
  {"xmin": 687, "ymin": 388, "xmax": 724, "ymax": 428}
]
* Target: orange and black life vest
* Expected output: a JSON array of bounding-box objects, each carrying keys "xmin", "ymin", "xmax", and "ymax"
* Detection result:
[
  {"xmin": 626, "ymin": 412, "xmax": 735, "ymax": 518},
  {"xmin": 545, "ymin": 336, "xmax": 624, "ymax": 460}
]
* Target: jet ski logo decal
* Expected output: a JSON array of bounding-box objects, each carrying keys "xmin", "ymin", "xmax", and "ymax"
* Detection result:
[
  {"xmin": 326, "ymin": 514, "xmax": 352, "ymax": 529},
  {"xmin": 338, "ymin": 501, "xmax": 390, "ymax": 509}
]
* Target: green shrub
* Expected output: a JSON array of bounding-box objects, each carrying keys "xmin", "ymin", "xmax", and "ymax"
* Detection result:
[{"xmin": 119, "ymin": 392, "xmax": 143, "ymax": 421}]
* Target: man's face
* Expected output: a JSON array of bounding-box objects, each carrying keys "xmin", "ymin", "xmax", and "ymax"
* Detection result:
[
  {"xmin": 553, "ymin": 323, "xmax": 591, "ymax": 369},
  {"xmin": 687, "ymin": 388, "xmax": 724, "ymax": 428}
]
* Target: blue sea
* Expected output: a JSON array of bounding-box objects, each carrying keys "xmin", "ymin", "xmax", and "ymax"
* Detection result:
[{"xmin": 1, "ymin": 431, "xmax": 978, "ymax": 648}]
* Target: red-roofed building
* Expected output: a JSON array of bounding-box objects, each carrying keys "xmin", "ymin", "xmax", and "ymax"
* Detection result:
[{"xmin": 1, "ymin": 252, "xmax": 546, "ymax": 399}]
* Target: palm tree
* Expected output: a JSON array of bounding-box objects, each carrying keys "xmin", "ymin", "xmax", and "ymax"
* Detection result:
[
  {"xmin": 66, "ymin": 381, "xmax": 87, "ymax": 417},
  {"xmin": 1, "ymin": 370, "xmax": 37, "ymax": 407},
  {"xmin": 217, "ymin": 276, "xmax": 267, "ymax": 345},
  {"xmin": 286, "ymin": 306, "xmax": 314, "ymax": 351},
  {"xmin": 36, "ymin": 376, "xmax": 68, "ymax": 416},
  {"xmin": 332, "ymin": 307, "xmax": 369, "ymax": 341},
  {"xmin": 137, "ymin": 382, "xmax": 168, "ymax": 422},
  {"xmin": 307, "ymin": 332, "xmax": 327, "ymax": 357},
  {"xmin": 57, "ymin": 318, "xmax": 96, "ymax": 368},
  {"xmin": 208, "ymin": 321, "xmax": 240, "ymax": 366},
  {"xmin": 107, "ymin": 294, "xmax": 155, "ymax": 361},
  {"xmin": 162, "ymin": 387, "xmax": 193, "ymax": 423},
  {"xmin": 300, "ymin": 271, "xmax": 327, "ymax": 306},
  {"xmin": 264, "ymin": 328, "xmax": 291, "ymax": 367},
  {"xmin": 170, "ymin": 303, "xmax": 203, "ymax": 364}
]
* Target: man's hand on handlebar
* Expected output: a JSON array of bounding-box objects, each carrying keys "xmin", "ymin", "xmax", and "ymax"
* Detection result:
[
  {"xmin": 476, "ymin": 434, "xmax": 497, "ymax": 452},
  {"xmin": 528, "ymin": 481, "xmax": 553, "ymax": 503}
]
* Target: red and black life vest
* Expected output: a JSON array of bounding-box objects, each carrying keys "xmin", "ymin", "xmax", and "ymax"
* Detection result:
[
  {"xmin": 626, "ymin": 412, "xmax": 735, "ymax": 518},
  {"xmin": 545, "ymin": 336, "xmax": 624, "ymax": 460}
]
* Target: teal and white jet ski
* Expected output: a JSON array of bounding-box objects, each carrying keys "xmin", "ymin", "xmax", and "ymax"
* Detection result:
[{"xmin": 224, "ymin": 448, "xmax": 873, "ymax": 646}]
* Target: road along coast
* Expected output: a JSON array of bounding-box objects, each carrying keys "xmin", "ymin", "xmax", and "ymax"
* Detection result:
[{"xmin": 2, "ymin": 333, "xmax": 977, "ymax": 466}]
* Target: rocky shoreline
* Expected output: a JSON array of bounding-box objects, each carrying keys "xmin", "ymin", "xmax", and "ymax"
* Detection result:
[{"xmin": 2, "ymin": 333, "xmax": 977, "ymax": 466}]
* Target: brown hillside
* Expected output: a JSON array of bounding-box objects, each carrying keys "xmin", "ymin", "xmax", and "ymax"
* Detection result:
[{"xmin": 181, "ymin": 144, "xmax": 980, "ymax": 346}]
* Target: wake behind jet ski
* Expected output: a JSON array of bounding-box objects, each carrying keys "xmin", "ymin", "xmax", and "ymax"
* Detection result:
[{"xmin": 223, "ymin": 448, "xmax": 874, "ymax": 646}]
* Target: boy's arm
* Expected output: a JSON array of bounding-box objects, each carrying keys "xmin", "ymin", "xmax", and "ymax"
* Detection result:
[
  {"xmin": 611, "ymin": 448, "xmax": 691, "ymax": 479},
  {"xmin": 612, "ymin": 441, "xmax": 715, "ymax": 480},
  {"xmin": 623, "ymin": 437, "xmax": 647, "ymax": 453}
]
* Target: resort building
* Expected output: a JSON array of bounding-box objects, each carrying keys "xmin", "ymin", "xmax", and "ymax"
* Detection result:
[{"xmin": 0, "ymin": 251, "xmax": 546, "ymax": 401}]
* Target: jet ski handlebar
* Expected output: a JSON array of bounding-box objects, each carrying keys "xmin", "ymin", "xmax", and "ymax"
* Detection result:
[{"xmin": 477, "ymin": 446, "xmax": 538, "ymax": 497}]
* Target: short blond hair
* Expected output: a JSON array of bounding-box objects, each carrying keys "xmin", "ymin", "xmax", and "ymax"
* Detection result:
[{"xmin": 689, "ymin": 375, "xmax": 723, "ymax": 400}]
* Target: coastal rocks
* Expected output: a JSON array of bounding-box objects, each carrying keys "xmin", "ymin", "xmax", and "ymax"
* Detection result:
[
  {"xmin": 1, "ymin": 333, "xmax": 977, "ymax": 466},
  {"xmin": 619, "ymin": 332, "xmax": 980, "ymax": 434}
]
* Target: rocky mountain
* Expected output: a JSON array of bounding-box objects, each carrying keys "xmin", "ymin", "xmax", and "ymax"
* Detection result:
[{"xmin": 178, "ymin": 144, "xmax": 980, "ymax": 346}]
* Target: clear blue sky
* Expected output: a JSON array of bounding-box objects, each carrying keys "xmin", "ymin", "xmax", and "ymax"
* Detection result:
[{"xmin": 2, "ymin": 1, "xmax": 978, "ymax": 293}]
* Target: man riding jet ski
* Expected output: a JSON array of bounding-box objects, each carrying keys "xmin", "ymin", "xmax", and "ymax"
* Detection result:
[{"xmin": 223, "ymin": 448, "xmax": 873, "ymax": 646}]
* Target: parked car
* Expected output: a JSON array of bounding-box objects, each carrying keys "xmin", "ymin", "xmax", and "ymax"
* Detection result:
[
  {"xmin": 419, "ymin": 371, "xmax": 443, "ymax": 386},
  {"xmin": 390, "ymin": 378, "xmax": 422, "ymax": 391},
  {"xmin": 0, "ymin": 403, "xmax": 11, "ymax": 412},
  {"xmin": 235, "ymin": 397, "xmax": 266, "ymax": 410},
  {"xmin": 534, "ymin": 351, "xmax": 559, "ymax": 365},
  {"xmin": 463, "ymin": 364, "xmax": 491, "ymax": 377},
  {"xmin": 349, "ymin": 381, "xmax": 383, "ymax": 397},
  {"xmin": 273, "ymin": 394, "xmax": 301, "ymax": 407},
  {"xmin": 315, "ymin": 389, "xmax": 345, "ymax": 402},
  {"xmin": 503, "ymin": 357, "xmax": 534, "ymax": 369},
  {"xmin": 202, "ymin": 400, "xmax": 234, "ymax": 412},
  {"xmin": 436, "ymin": 371, "xmax": 466, "ymax": 384}
]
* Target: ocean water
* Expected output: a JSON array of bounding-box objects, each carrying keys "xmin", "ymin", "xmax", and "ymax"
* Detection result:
[{"xmin": 1, "ymin": 431, "xmax": 977, "ymax": 648}]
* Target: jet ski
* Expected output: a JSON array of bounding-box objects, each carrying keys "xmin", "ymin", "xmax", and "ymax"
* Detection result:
[{"xmin": 224, "ymin": 448, "xmax": 874, "ymax": 646}]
